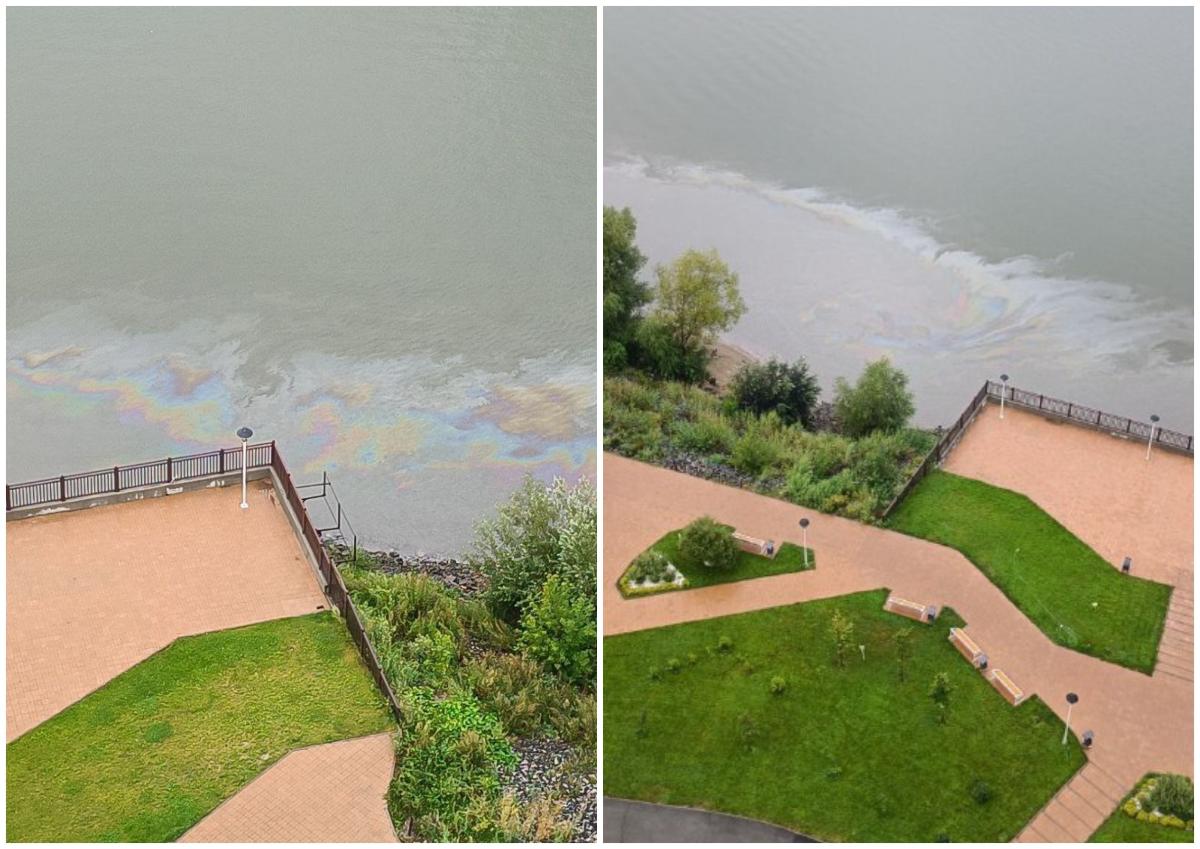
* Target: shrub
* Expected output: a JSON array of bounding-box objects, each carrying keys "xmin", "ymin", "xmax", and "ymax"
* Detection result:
[
  {"xmin": 1149, "ymin": 774, "xmax": 1194, "ymax": 821},
  {"xmin": 826, "ymin": 765, "xmax": 843, "ymax": 781},
  {"xmin": 834, "ymin": 357, "xmax": 916, "ymax": 437},
  {"xmin": 729, "ymin": 358, "xmax": 821, "ymax": 427},
  {"xmin": 671, "ymin": 413, "xmax": 736, "ymax": 455},
  {"xmin": 769, "ymin": 675, "xmax": 787, "ymax": 695},
  {"xmin": 678, "ymin": 517, "xmax": 738, "ymax": 572},
  {"xmin": 929, "ymin": 672, "xmax": 953, "ymax": 723},
  {"xmin": 830, "ymin": 609, "xmax": 855, "ymax": 667},
  {"xmin": 731, "ymin": 431, "xmax": 781, "ymax": 476},
  {"xmin": 604, "ymin": 405, "xmax": 663, "ymax": 460},
  {"xmin": 666, "ymin": 658, "xmax": 682, "ymax": 674},
  {"xmin": 474, "ymin": 476, "xmax": 596, "ymax": 625},
  {"xmin": 970, "ymin": 779, "xmax": 993, "ymax": 805},
  {"xmin": 630, "ymin": 315, "xmax": 709, "ymax": 383},
  {"xmin": 717, "ymin": 635, "xmax": 734, "ymax": 653},
  {"xmin": 517, "ymin": 575, "xmax": 596, "ymax": 688},
  {"xmin": 466, "ymin": 652, "xmax": 581, "ymax": 739},
  {"xmin": 736, "ymin": 712, "xmax": 759, "ymax": 752},
  {"xmin": 628, "ymin": 550, "xmax": 672, "ymax": 584}
]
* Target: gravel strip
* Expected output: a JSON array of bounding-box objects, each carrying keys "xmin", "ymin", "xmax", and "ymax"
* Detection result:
[{"xmin": 504, "ymin": 738, "xmax": 597, "ymax": 842}]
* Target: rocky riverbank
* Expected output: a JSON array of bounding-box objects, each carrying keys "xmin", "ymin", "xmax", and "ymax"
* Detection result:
[{"xmin": 327, "ymin": 542, "xmax": 487, "ymax": 596}]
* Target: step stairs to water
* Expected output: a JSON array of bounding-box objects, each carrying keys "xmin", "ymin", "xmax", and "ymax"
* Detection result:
[
  {"xmin": 1015, "ymin": 762, "xmax": 1127, "ymax": 843},
  {"xmin": 1155, "ymin": 582, "xmax": 1193, "ymax": 684}
]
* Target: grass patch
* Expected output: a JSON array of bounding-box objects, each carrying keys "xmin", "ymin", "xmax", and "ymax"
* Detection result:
[
  {"xmin": 619, "ymin": 524, "xmax": 814, "ymax": 597},
  {"xmin": 887, "ymin": 471, "xmax": 1171, "ymax": 673},
  {"xmin": 604, "ymin": 589, "xmax": 1085, "ymax": 842},
  {"xmin": 6, "ymin": 613, "xmax": 392, "ymax": 842},
  {"xmin": 1091, "ymin": 774, "xmax": 1195, "ymax": 842}
]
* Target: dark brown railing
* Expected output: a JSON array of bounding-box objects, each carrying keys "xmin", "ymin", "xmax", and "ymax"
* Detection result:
[
  {"xmin": 6, "ymin": 443, "xmax": 402, "ymax": 725},
  {"xmin": 270, "ymin": 447, "xmax": 403, "ymax": 724},
  {"xmin": 5, "ymin": 443, "xmax": 276, "ymax": 511},
  {"xmin": 880, "ymin": 380, "xmax": 1194, "ymax": 520}
]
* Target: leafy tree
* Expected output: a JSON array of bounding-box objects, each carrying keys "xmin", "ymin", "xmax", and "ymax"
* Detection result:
[
  {"xmin": 929, "ymin": 671, "xmax": 952, "ymax": 724},
  {"xmin": 631, "ymin": 315, "xmax": 709, "ymax": 383},
  {"xmin": 517, "ymin": 574, "xmax": 597, "ymax": 687},
  {"xmin": 603, "ymin": 206, "xmax": 651, "ymax": 371},
  {"xmin": 678, "ymin": 516, "xmax": 738, "ymax": 572},
  {"xmin": 730, "ymin": 358, "xmax": 821, "ymax": 427},
  {"xmin": 472, "ymin": 476, "xmax": 596, "ymax": 624},
  {"xmin": 894, "ymin": 627, "xmax": 914, "ymax": 681},
  {"xmin": 651, "ymin": 249, "xmax": 747, "ymax": 365},
  {"xmin": 830, "ymin": 609, "xmax": 855, "ymax": 668},
  {"xmin": 834, "ymin": 357, "xmax": 916, "ymax": 437}
]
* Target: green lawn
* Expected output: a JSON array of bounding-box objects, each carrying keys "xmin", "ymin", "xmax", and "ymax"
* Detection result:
[
  {"xmin": 7, "ymin": 612, "xmax": 393, "ymax": 842},
  {"xmin": 1090, "ymin": 774, "xmax": 1195, "ymax": 843},
  {"xmin": 604, "ymin": 589, "xmax": 1085, "ymax": 842},
  {"xmin": 887, "ymin": 471, "xmax": 1171, "ymax": 673},
  {"xmin": 618, "ymin": 525, "xmax": 814, "ymax": 597}
]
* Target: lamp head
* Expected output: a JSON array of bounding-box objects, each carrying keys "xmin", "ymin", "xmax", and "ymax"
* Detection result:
[
  {"xmin": 237, "ymin": 426, "xmax": 254, "ymax": 441},
  {"xmin": 1000, "ymin": 373, "xmax": 1009, "ymax": 382},
  {"xmin": 1150, "ymin": 414, "xmax": 1160, "ymax": 423},
  {"xmin": 799, "ymin": 518, "xmax": 810, "ymax": 529},
  {"xmin": 1066, "ymin": 692, "xmax": 1079, "ymax": 705}
]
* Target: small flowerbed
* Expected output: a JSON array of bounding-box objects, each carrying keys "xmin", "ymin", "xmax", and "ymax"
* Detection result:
[
  {"xmin": 618, "ymin": 519, "xmax": 814, "ymax": 598},
  {"xmin": 1090, "ymin": 773, "xmax": 1194, "ymax": 841}
]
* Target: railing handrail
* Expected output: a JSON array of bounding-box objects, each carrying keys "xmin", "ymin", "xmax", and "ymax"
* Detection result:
[{"xmin": 5, "ymin": 443, "xmax": 276, "ymax": 512}]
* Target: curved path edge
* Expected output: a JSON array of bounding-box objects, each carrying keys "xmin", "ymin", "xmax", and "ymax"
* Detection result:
[{"xmin": 604, "ymin": 797, "xmax": 816, "ymax": 843}]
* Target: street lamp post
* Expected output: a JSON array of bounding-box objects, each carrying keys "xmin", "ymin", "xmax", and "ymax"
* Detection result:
[
  {"xmin": 799, "ymin": 517, "xmax": 810, "ymax": 568},
  {"xmin": 237, "ymin": 427, "xmax": 253, "ymax": 509},
  {"xmin": 1062, "ymin": 692, "xmax": 1079, "ymax": 745},
  {"xmin": 999, "ymin": 374, "xmax": 1009, "ymax": 419},
  {"xmin": 1146, "ymin": 414, "xmax": 1160, "ymax": 461}
]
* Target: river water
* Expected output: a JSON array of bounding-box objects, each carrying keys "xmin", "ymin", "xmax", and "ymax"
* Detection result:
[
  {"xmin": 605, "ymin": 7, "xmax": 1193, "ymax": 429},
  {"xmin": 7, "ymin": 7, "xmax": 596, "ymax": 553}
]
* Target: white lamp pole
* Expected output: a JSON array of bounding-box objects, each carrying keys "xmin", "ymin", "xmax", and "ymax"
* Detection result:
[
  {"xmin": 237, "ymin": 427, "xmax": 253, "ymax": 509},
  {"xmin": 799, "ymin": 517, "xmax": 810, "ymax": 567},
  {"xmin": 1146, "ymin": 415, "xmax": 1159, "ymax": 461},
  {"xmin": 1062, "ymin": 692, "xmax": 1078, "ymax": 745},
  {"xmin": 999, "ymin": 374, "xmax": 1009, "ymax": 419}
]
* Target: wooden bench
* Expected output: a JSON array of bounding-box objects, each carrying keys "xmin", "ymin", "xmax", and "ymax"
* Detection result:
[
  {"xmin": 948, "ymin": 627, "xmax": 988, "ymax": 669},
  {"xmin": 986, "ymin": 668, "xmax": 1025, "ymax": 706},
  {"xmin": 883, "ymin": 594, "xmax": 939, "ymax": 623},
  {"xmin": 732, "ymin": 531, "xmax": 775, "ymax": 558}
]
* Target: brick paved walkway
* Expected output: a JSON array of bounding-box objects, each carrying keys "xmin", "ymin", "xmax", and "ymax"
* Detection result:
[
  {"xmin": 180, "ymin": 732, "xmax": 397, "ymax": 842},
  {"xmin": 943, "ymin": 404, "xmax": 1193, "ymax": 586},
  {"xmin": 6, "ymin": 480, "xmax": 327, "ymax": 741},
  {"xmin": 603, "ymin": 453, "xmax": 1192, "ymax": 841}
]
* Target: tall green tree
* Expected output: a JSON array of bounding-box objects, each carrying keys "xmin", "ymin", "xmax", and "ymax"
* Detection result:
[
  {"xmin": 730, "ymin": 357, "xmax": 821, "ymax": 428},
  {"xmin": 834, "ymin": 357, "xmax": 916, "ymax": 437},
  {"xmin": 652, "ymin": 248, "xmax": 747, "ymax": 363},
  {"xmin": 602, "ymin": 206, "xmax": 650, "ymax": 370}
]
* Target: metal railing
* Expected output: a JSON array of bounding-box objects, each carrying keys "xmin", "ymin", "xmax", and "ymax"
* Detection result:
[
  {"xmin": 6, "ymin": 443, "xmax": 402, "ymax": 726},
  {"xmin": 269, "ymin": 448, "xmax": 403, "ymax": 725},
  {"xmin": 989, "ymin": 381, "xmax": 1193, "ymax": 454},
  {"xmin": 880, "ymin": 380, "xmax": 1194, "ymax": 519},
  {"xmin": 6, "ymin": 443, "xmax": 276, "ymax": 511}
]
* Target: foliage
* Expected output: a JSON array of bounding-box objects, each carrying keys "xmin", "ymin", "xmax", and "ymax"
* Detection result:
[
  {"xmin": 678, "ymin": 516, "xmax": 739, "ymax": 572},
  {"xmin": 834, "ymin": 357, "xmax": 916, "ymax": 437},
  {"xmin": 630, "ymin": 314, "xmax": 710, "ymax": 383},
  {"xmin": 1149, "ymin": 775, "xmax": 1194, "ymax": 821},
  {"xmin": 1091, "ymin": 774, "xmax": 1195, "ymax": 843},
  {"xmin": 730, "ymin": 357, "xmax": 821, "ymax": 428},
  {"xmin": 770, "ymin": 675, "xmax": 788, "ymax": 695},
  {"xmin": 472, "ymin": 475, "xmax": 596, "ymax": 627},
  {"xmin": 830, "ymin": 609, "xmax": 855, "ymax": 668},
  {"xmin": 604, "ymin": 375, "xmax": 936, "ymax": 523},
  {"xmin": 603, "ymin": 206, "xmax": 651, "ymax": 371},
  {"xmin": 651, "ymin": 248, "xmax": 747, "ymax": 361},
  {"xmin": 929, "ymin": 672, "xmax": 953, "ymax": 723},
  {"xmin": 627, "ymin": 550, "xmax": 673, "ymax": 584},
  {"xmin": 971, "ymin": 780, "xmax": 993, "ymax": 805},
  {"xmin": 604, "ymin": 590, "xmax": 1085, "ymax": 842},
  {"xmin": 517, "ymin": 575, "xmax": 597, "ymax": 688},
  {"xmin": 888, "ymin": 471, "xmax": 1172, "ymax": 673},
  {"xmin": 6, "ymin": 613, "xmax": 392, "ymax": 842}
]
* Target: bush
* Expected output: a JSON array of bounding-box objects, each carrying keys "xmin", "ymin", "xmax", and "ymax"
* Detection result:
[
  {"xmin": 717, "ymin": 635, "xmax": 734, "ymax": 653},
  {"xmin": 970, "ymin": 779, "xmax": 993, "ymax": 805},
  {"xmin": 630, "ymin": 315, "xmax": 709, "ymax": 383},
  {"xmin": 671, "ymin": 413, "xmax": 736, "ymax": 456},
  {"xmin": 678, "ymin": 517, "xmax": 738, "ymax": 572},
  {"xmin": 769, "ymin": 675, "xmax": 787, "ymax": 695},
  {"xmin": 730, "ymin": 358, "xmax": 821, "ymax": 427},
  {"xmin": 834, "ymin": 358, "xmax": 916, "ymax": 437},
  {"xmin": 666, "ymin": 658, "xmax": 682, "ymax": 674},
  {"xmin": 516, "ymin": 575, "xmax": 596, "ymax": 688},
  {"xmin": 1149, "ymin": 774, "xmax": 1194, "ymax": 821},
  {"xmin": 731, "ymin": 431, "xmax": 781, "ymax": 476},
  {"xmin": 473, "ymin": 476, "xmax": 596, "ymax": 625},
  {"xmin": 628, "ymin": 550, "xmax": 672, "ymax": 584}
]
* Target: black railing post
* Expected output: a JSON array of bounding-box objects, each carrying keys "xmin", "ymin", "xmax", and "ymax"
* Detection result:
[
  {"xmin": 59, "ymin": 475, "xmax": 66, "ymax": 502},
  {"xmin": 114, "ymin": 466, "xmax": 120, "ymax": 493},
  {"xmin": 219, "ymin": 449, "xmax": 225, "ymax": 474},
  {"xmin": 166, "ymin": 457, "xmax": 173, "ymax": 483},
  {"xmin": 5, "ymin": 486, "xmax": 10, "ymax": 511}
]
